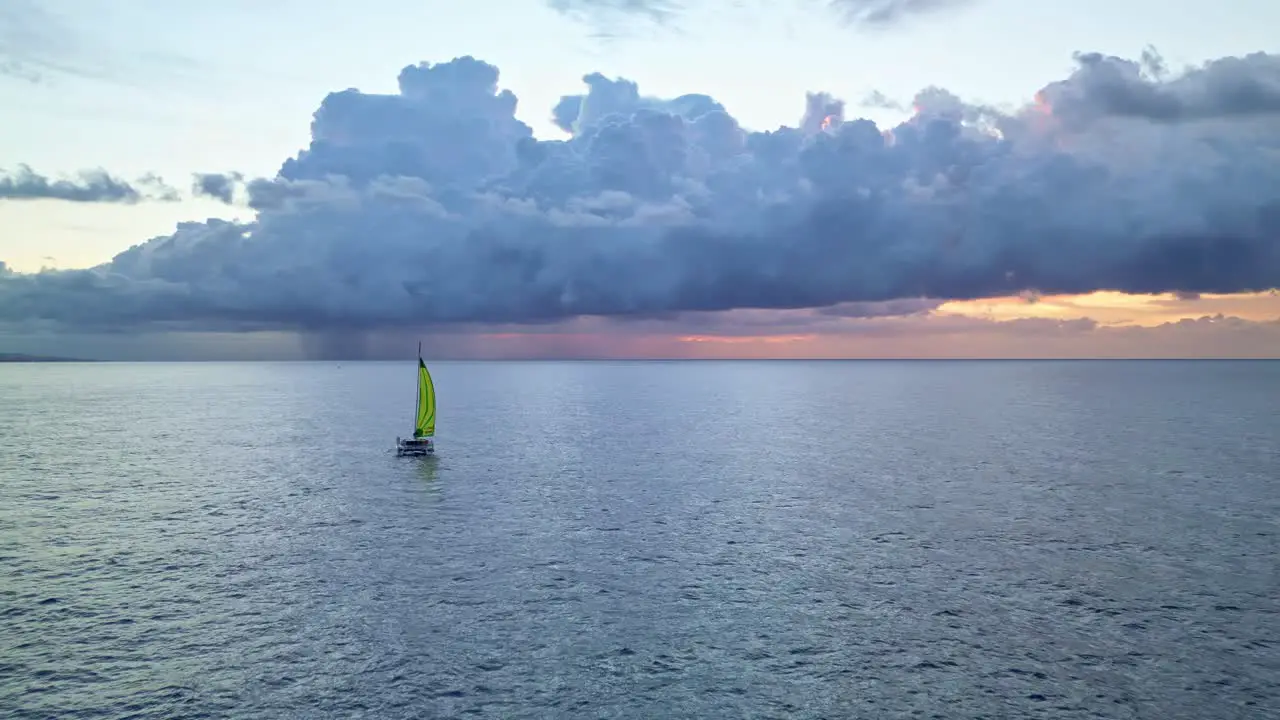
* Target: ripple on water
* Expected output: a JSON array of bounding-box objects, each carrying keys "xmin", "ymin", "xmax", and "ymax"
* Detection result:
[{"xmin": 2, "ymin": 360, "xmax": 1278, "ymax": 718}]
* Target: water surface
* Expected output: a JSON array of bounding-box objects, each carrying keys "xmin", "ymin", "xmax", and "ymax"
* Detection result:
[{"xmin": 2, "ymin": 360, "xmax": 1277, "ymax": 718}]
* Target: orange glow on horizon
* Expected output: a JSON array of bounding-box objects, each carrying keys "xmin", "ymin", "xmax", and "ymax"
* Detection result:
[
  {"xmin": 459, "ymin": 290, "xmax": 1278, "ymax": 359},
  {"xmin": 677, "ymin": 334, "xmax": 816, "ymax": 344},
  {"xmin": 937, "ymin": 290, "xmax": 1280, "ymax": 326}
]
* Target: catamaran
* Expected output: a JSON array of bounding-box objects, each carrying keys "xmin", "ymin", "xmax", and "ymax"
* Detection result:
[{"xmin": 396, "ymin": 343, "xmax": 436, "ymax": 456}]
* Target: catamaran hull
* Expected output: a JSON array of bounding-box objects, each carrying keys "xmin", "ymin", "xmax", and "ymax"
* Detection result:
[{"xmin": 396, "ymin": 440, "xmax": 435, "ymax": 456}]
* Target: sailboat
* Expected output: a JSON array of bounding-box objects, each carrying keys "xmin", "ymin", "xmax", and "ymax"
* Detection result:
[{"xmin": 396, "ymin": 342, "xmax": 436, "ymax": 456}]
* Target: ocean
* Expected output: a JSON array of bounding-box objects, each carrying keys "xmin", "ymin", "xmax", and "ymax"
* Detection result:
[{"xmin": 2, "ymin": 360, "xmax": 1277, "ymax": 718}]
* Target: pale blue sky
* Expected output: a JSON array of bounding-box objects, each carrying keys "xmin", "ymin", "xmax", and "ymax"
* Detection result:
[{"xmin": 2, "ymin": 0, "xmax": 1276, "ymax": 272}]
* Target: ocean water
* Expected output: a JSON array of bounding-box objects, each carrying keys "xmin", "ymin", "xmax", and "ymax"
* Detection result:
[{"xmin": 1, "ymin": 359, "xmax": 1277, "ymax": 719}]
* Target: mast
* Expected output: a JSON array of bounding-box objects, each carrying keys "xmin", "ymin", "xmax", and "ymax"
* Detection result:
[{"xmin": 412, "ymin": 341, "xmax": 421, "ymax": 430}]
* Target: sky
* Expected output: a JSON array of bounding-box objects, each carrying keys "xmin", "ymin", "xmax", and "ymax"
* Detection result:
[{"xmin": 1, "ymin": 0, "xmax": 1278, "ymax": 359}]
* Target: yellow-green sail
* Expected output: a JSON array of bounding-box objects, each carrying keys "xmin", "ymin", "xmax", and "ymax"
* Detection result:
[{"xmin": 414, "ymin": 356, "xmax": 436, "ymax": 438}]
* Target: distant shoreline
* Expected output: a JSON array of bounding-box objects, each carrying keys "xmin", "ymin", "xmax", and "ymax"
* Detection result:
[{"xmin": 0, "ymin": 353, "xmax": 95, "ymax": 363}]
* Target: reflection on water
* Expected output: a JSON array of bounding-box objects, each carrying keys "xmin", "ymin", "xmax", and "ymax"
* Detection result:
[{"xmin": 413, "ymin": 455, "xmax": 440, "ymax": 490}]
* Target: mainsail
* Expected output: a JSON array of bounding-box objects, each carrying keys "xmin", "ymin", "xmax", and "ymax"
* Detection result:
[{"xmin": 413, "ymin": 345, "xmax": 436, "ymax": 439}]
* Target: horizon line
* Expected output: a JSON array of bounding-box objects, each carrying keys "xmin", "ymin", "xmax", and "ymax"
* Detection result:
[{"xmin": 5, "ymin": 357, "xmax": 1279, "ymax": 364}]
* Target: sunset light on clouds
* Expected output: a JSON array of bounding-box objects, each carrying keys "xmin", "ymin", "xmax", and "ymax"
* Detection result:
[{"xmin": 2, "ymin": 0, "xmax": 1278, "ymax": 360}]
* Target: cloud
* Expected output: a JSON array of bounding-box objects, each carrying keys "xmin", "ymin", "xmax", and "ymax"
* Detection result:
[
  {"xmin": 12, "ymin": 309, "xmax": 1275, "ymax": 360},
  {"xmin": 817, "ymin": 298, "xmax": 943, "ymax": 317},
  {"xmin": 827, "ymin": 0, "xmax": 973, "ymax": 27},
  {"xmin": 192, "ymin": 172, "xmax": 244, "ymax": 204},
  {"xmin": 0, "ymin": 0, "xmax": 200, "ymax": 88},
  {"xmin": 0, "ymin": 2, "xmax": 91, "ymax": 83},
  {"xmin": 2, "ymin": 49, "xmax": 1280, "ymax": 333},
  {"xmin": 545, "ymin": 0, "xmax": 976, "ymax": 30},
  {"xmin": 1041, "ymin": 49, "xmax": 1280, "ymax": 126},
  {"xmin": 0, "ymin": 165, "xmax": 180, "ymax": 203},
  {"xmin": 859, "ymin": 89, "xmax": 906, "ymax": 111},
  {"xmin": 546, "ymin": 0, "xmax": 683, "ymax": 24}
]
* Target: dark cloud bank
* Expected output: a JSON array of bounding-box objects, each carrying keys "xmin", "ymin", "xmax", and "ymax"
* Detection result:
[{"xmin": 3, "ymin": 46, "xmax": 1280, "ymax": 332}]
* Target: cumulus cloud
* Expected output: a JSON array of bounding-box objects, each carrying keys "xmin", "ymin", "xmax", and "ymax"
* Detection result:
[
  {"xmin": 2, "ymin": 48, "xmax": 1280, "ymax": 333},
  {"xmin": 0, "ymin": 164, "xmax": 180, "ymax": 203},
  {"xmin": 1041, "ymin": 49, "xmax": 1280, "ymax": 126},
  {"xmin": 192, "ymin": 172, "xmax": 244, "ymax": 204}
]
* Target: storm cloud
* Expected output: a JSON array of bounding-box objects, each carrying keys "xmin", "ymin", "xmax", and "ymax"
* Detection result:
[
  {"xmin": 2, "ymin": 48, "xmax": 1279, "ymax": 331},
  {"xmin": 0, "ymin": 164, "xmax": 179, "ymax": 203}
]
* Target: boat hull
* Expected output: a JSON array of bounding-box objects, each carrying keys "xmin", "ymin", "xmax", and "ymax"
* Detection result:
[{"xmin": 396, "ymin": 438, "xmax": 435, "ymax": 456}]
